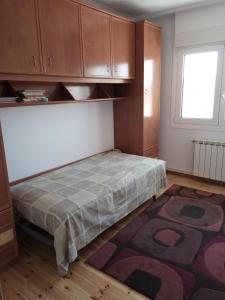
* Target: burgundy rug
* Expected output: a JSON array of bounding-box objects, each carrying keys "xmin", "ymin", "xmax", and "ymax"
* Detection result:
[{"xmin": 86, "ymin": 185, "xmax": 225, "ymax": 300}]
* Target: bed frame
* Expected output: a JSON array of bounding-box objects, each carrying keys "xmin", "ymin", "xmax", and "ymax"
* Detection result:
[{"xmin": 16, "ymin": 194, "xmax": 157, "ymax": 248}]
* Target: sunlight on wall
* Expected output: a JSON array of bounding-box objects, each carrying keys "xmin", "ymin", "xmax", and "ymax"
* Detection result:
[{"xmin": 144, "ymin": 59, "xmax": 154, "ymax": 117}]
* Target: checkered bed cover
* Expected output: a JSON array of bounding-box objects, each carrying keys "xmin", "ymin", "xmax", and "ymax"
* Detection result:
[{"xmin": 11, "ymin": 151, "xmax": 167, "ymax": 275}]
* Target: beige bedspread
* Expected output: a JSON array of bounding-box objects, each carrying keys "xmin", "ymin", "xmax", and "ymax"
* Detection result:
[{"xmin": 11, "ymin": 151, "xmax": 167, "ymax": 275}]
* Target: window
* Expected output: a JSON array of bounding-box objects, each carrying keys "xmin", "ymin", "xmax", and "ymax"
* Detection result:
[{"xmin": 173, "ymin": 44, "xmax": 225, "ymax": 127}]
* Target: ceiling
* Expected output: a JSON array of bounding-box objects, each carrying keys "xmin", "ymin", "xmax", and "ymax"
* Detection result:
[{"xmin": 91, "ymin": 0, "xmax": 225, "ymax": 18}]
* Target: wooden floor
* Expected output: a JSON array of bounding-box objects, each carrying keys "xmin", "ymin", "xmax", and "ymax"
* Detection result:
[{"xmin": 1, "ymin": 173, "xmax": 225, "ymax": 300}]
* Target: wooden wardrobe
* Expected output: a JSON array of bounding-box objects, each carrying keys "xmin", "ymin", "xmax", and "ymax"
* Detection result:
[
  {"xmin": 0, "ymin": 124, "xmax": 18, "ymax": 269},
  {"xmin": 114, "ymin": 21, "xmax": 161, "ymax": 158}
]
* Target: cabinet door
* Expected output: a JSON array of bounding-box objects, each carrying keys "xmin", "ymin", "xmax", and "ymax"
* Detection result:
[
  {"xmin": 0, "ymin": 0, "xmax": 41, "ymax": 74},
  {"xmin": 143, "ymin": 24, "xmax": 161, "ymax": 157},
  {"xmin": 81, "ymin": 7, "xmax": 111, "ymax": 78},
  {"xmin": 111, "ymin": 18, "xmax": 135, "ymax": 79},
  {"xmin": 38, "ymin": 0, "xmax": 83, "ymax": 76},
  {"xmin": 0, "ymin": 125, "xmax": 11, "ymax": 211}
]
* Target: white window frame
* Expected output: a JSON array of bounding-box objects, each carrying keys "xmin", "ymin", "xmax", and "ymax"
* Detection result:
[
  {"xmin": 172, "ymin": 44, "xmax": 225, "ymax": 127},
  {"xmin": 219, "ymin": 48, "xmax": 225, "ymax": 126}
]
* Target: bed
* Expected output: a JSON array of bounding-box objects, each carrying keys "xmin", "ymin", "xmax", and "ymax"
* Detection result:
[{"xmin": 11, "ymin": 151, "xmax": 167, "ymax": 275}]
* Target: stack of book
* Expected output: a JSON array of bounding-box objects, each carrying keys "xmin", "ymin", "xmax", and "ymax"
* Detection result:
[
  {"xmin": 18, "ymin": 90, "xmax": 48, "ymax": 102},
  {"xmin": 0, "ymin": 97, "xmax": 18, "ymax": 103}
]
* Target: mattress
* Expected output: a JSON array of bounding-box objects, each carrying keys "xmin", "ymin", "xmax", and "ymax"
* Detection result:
[{"xmin": 11, "ymin": 151, "xmax": 167, "ymax": 275}]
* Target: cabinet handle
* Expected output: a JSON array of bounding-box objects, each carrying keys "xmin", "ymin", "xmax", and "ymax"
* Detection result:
[
  {"xmin": 107, "ymin": 64, "xmax": 110, "ymax": 73},
  {"xmin": 114, "ymin": 65, "xmax": 117, "ymax": 73},
  {"xmin": 32, "ymin": 56, "xmax": 36, "ymax": 67},
  {"xmin": 145, "ymin": 88, "xmax": 148, "ymax": 95}
]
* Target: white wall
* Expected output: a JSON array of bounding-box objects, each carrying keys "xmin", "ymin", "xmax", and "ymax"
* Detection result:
[
  {"xmin": 2, "ymin": 3, "xmax": 225, "ymax": 181},
  {"xmin": 175, "ymin": 2, "xmax": 225, "ymax": 33},
  {"xmin": 175, "ymin": 2, "xmax": 225, "ymax": 46},
  {"xmin": 0, "ymin": 102, "xmax": 114, "ymax": 182},
  {"xmin": 153, "ymin": 2, "xmax": 225, "ymax": 174}
]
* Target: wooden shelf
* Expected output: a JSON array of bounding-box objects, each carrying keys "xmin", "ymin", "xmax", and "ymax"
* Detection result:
[
  {"xmin": 0, "ymin": 100, "xmax": 73, "ymax": 108},
  {"xmin": 74, "ymin": 97, "xmax": 127, "ymax": 103},
  {"xmin": 0, "ymin": 97, "xmax": 127, "ymax": 108},
  {"xmin": 0, "ymin": 80, "xmax": 130, "ymax": 108}
]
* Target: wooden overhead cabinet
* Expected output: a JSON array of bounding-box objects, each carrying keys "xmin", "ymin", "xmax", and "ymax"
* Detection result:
[
  {"xmin": 111, "ymin": 18, "xmax": 135, "ymax": 79},
  {"xmin": 0, "ymin": 0, "xmax": 135, "ymax": 80},
  {"xmin": 81, "ymin": 7, "xmax": 111, "ymax": 78},
  {"xmin": 0, "ymin": 0, "xmax": 41, "ymax": 74},
  {"xmin": 38, "ymin": 0, "xmax": 83, "ymax": 76},
  {"xmin": 81, "ymin": 9, "xmax": 135, "ymax": 79},
  {"xmin": 114, "ymin": 21, "xmax": 161, "ymax": 157}
]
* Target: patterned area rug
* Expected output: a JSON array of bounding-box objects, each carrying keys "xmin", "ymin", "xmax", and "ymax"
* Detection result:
[{"xmin": 86, "ymin": 185, "xmax": 225, "ymax": 300}]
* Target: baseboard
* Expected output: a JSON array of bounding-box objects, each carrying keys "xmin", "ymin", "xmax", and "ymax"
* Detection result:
[
  {"xmin": 167, "ymin": 168, "xmax": 192, "ymax": 178},
  {"xmin": 167, "ymin": 167, "xmax": 192, "ymax": 176},
  {"xmin": 167, "ymin": 169, "xmax": 225, "ymax": 186}
]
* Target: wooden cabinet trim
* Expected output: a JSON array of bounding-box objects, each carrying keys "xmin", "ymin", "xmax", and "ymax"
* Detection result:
[
  {"xmin": 143, "ymin": 146, "xmax": 159, "ymax": 158},
  {"xmin": 0, "ymin": 228, "xmax": 14, "ymax": 248},
  {"xmin": 0, "ymin": 125, "xmax": 11, "ymax": 212},
  {"xmin": 0, "ymin": 73, "xmax": 132, "ymax": 83},
  {"xmin": 35, "ymin": 0, "xmax": 45, "ymax": 73},
  {"xmin": 143, "ymin": 20, "xmax": 161, "ymax": 30},
  {"xmin": 0, "ymin": 209, "xmax": 13, "ymax": 230},
  {"xmin": 0, "ymin": 123, "xmax": 18, "ymax": 268},
  {"xmin": 109, "ymin": 16, "xmax": 113, "ymax": 79},
  {"xmin": 70, "ymin": 0, "xmax": 136, "ymax": 23},
  {"xmin": 79, "ymin": 4, "xmax": 85, "ymax": 77}
]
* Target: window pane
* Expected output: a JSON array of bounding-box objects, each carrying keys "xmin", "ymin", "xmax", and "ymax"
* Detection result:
[{"xmin": 181, "ymin": 51, "xmax": 218, "ymax": 119}]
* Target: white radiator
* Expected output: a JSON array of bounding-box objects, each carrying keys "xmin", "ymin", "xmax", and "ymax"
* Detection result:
[{"xmin": 192, "ymin": 140, "xmax": 225, "ymax": 182}]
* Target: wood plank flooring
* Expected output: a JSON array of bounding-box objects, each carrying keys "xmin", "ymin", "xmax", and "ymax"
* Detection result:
[{"xmin": 1, "ymin": 173, "xmax": 225, "ymax": 300}]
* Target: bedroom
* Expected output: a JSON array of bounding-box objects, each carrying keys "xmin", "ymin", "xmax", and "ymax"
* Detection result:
[{"xmin": 0, "ymin": 0, "xmax": 225, "ymax": 299}]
